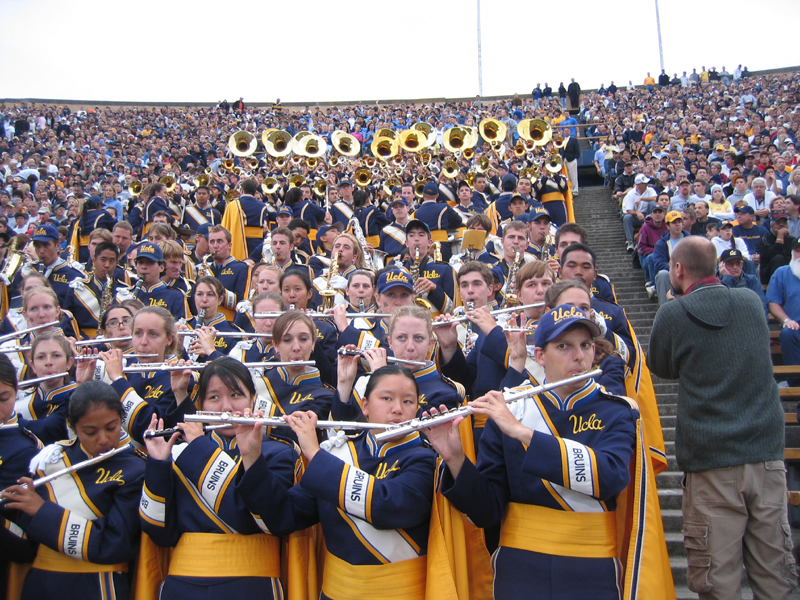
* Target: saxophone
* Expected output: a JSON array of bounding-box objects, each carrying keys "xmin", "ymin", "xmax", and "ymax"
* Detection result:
[
  {"xmin": 540, "ymin": 232, "xmax": 555, "ymax": 261},
  {"xmin": 411, "ymin": 246, "xmax": 433, "ymax": 310},
  {"xmin": 320, "ymin": 251, "xmax": 341, "ymax": 310},
  {"xmin": 502, "ymin": 250, "xmax": 521, "ymax": 309},
  {"xmin": 197, "ymin": 254, "xmax": 212, "ymax": 279},
  {"xmin": 98, "ymin": 273, "xmax": 114, "ymax": 321},
  {"xmin": 348, "ymin": 216, "xmax": 374, "ymax": 271}
]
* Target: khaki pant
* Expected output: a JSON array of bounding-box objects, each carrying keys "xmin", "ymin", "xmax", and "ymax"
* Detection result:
[{"xmin": 683, "ymin": 461, "xmax": 798, "ymax": 599}]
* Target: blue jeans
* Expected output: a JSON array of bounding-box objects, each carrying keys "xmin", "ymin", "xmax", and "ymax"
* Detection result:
[
  {"xmin": 780, "ymin": 327, "xmax": 800, "ymax": 387},
  {"xmin": 560, "ymin": 97, "xmax": 567, "ymax": 109},
  {"xmin": 641, "ymin": 253, "xmax": 655, "ymax": 286},
  {"xmin": 622, "ymin": 213, "xmax": 643, "ymax": 243}
]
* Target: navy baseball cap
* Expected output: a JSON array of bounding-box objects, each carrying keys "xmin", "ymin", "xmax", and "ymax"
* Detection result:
[
  {"xmin": 338, "ymin": 179, "xmax": 352, "ymax": 187},
  {"xmin": 31, "ymin": 225, "xmax": 59, "ymax": 242},
  {"xmin": 277, "ymin": 206, "xmax": 293, "ymax": 217},
  {"xmin": 530, "ymin": 206, "xmax": 551, "ymax": 221},
  {"xmin": 735, "ymin": 205, "xmax": 754, "ymax": 215},
  {"xmin": 422, "ymin": 182, "xmax": 439, "ymax": 196},
  {"xmin": 317, "ymin": 223, "xmax": 344, "ymax": 238},
  {"xmin": 196, "ymin": 223, "xmax": 210, "ymax": 237},
  {"xmin": 136, "ymin": 242, "xmax": 164, "ymax": 262},
  {"xmin": 534, "ymin": 304, "xmax": 601, "ymax": 347},
  {"xmin": 391, "ymin": 197, "xmax": 409, "ymax": 207},
  {"xmin": 720, "ymin": 248, "xmax": 744, "ymax": 262},
  {"xmin": 406, "ymin": 219, "xmax": 430, "ymax": 235},
  {"xmin": 376, "ymin": 269, "xmax": 413, "ymax": 294}
]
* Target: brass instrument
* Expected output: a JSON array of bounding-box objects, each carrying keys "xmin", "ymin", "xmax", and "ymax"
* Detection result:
[
  {"xmin": 289, "ymin": 174, "xmax": 306, "ymax": 188},
  {"xmin": 432, "ymin": 241, "xmax": 442, "ymax": 263},
  {"xmin": 194, "ymin": 173, "xmax": 212, "ymax": 188},
  {"xmin": 354, "ymin": 168, "xmax": 372, "ymax": 188},
  {"xmin": 382, "ymin": 176, "xmax": 402, "ymax": 197},
  {"xmin": 477, "ymin": 155, "xmax": 491, "ymax": 173},
  {"xmin": 320, "ymin": 251, "xmax": 341, "ymax": 310},
  {"xmin": 545, "ymin": 153, "xmax": 564, "ymax": 174},
  {"xmin": 348, "ymin": 217, "xmax": 375, "ymax": 271},
  {"xmin": 502, "ymin": 250, "xmax": 522, "ymax": 309},
  {"xmin": 411, "ymin": 122, "xmax": 436, "ymax": 147},
  {"xmin": 245, "ymin": 157, "xmax": 260, "ymax": 171},
  {"xmin": 98, "ymin": 277, "xmax": 114, "ymax": 321},
  {"xmin": 295, "ymin": 135, "xmax": 327, "ymax": 158},
  {"xmin": 462, "ymin": 148, "xmax": 475, "ymax": 160},
  {"xmin": 540, "ymin": 232, "xmax": 556, "ymax": 261},
  {"xmin": 442, "ymin": 159, "xmax": 460, "ymax": 179},
  {"xmin": 398, "ymin": 129, "xmax": 427, "ymax": 153},
  {"xmin": 371, "ymin": 136, "xmax": 399, "ymax": 161},
  {"xmin": 513, "ymin": 142, "xmax": 527, "ymax": 158},
  {"xmin": 264, "ymin": 130, "xmax": 293, "ymax": 157},
  {"xmin": 478, "ymin": 118, "xmax": 508, "ymax": 150},
  {"xmin": 413, "ymin": 180, "xmax": 426, "ymax": 198},
  {"xmin": 228, "ymin": 130, "xmax": 258, "ymax": 157},
  {"xmin": 552, "ymin": 134, "xmax": 566, "ymax": 149},
  {"xmin": 331, "ymin": 131, "xmax": 361, "ymax": 157},
  {"xmin": 197, "ymin": 254, "xmax": 212, "ymax": 279},
  {"xmin": 1, "ymin": 237, "xmax": 24, "ymax": 282},
  {"xmin": 128, "ymin": 180, "xmax": 143, "ymax": 197},
  {"xmin": 517, "ymin": 119, "xmax": 552, "ymax": 147},
  {"xmin": 419, "ymin": 152, "xmax": 432, "ymax": 167},
  {"xmin": 312, "ymin": 178, "xmax": 328, "ymax": 198},
  {"xmin": 221, "ymin": 158, "xmax": 236, "ymax": 171},
  {"xmin": 261, "ymin": 177, "xmax": 280, "ymax": 195},
  {"xmin": 376, "ymin": 128, "xmax": 397, "ymax": 140},
  {"xmin": 159, "ymin": 175, "xmax": 177, "ymax": 193},
  {"xmin": 410, "ymin": 247, "xmax": 433, "ymax": 310},
  {"xmin": 443, "ymin": 127, "xmax": 472, "ymax": 154}
]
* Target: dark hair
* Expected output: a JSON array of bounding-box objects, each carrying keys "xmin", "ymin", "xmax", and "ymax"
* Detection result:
[
  {"xmin": 288, "ymin": 218, "xmax": 310, "ymax": 233},
  {"xmin": 0, "ymin": 354, "xmax": 18, "ymax": 392},
  {"xmin": 94, "ymin": 240, "xmax": 119, "ymax": 259},
  {"xmin": 544, "ymin": 279, "xmax": 591, "ymax": 308},
  {"xmin": 67, "ymin": 381, "xmax": 124, "ymax": 429},
  {"xmin": 197, "ymin": 357, "xmax": 256, "ymax": 408},
  {"xmin": 100, "ymin": 304, "xmax": 133, "ymax": 330},
  {"xmin": 363, "ymin": 365, "xmax": 419, "ymax": 402},
  {"xmin": 555, "ymin": 222, "xmax": 588, "ymax": 247},
  {"xmin": 560, "ymin": 242, "xmax": 596, "ymax": 267},
  {"xmin": 195, "ymin": 275, "xmax": 225, "ymax": 299},
  {"xmin": 457, "ymin": 260, "xmax": 494, "ymax": 288},
  {"xmin": 284, "ymin": 187, "xmax": 303, "ymax": 206},
  {"xmin": 240, "ymin": 178, "xmax": 259, "ymax": 196},
  {"xmin": 280, "ymin": 269, "xmax": 312, "ymax": 292}
]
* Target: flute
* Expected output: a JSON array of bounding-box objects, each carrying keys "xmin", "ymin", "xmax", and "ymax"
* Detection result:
[
  {"xmin": 0, "ymin": 346, "xmax": 31, "ymax": 353},
  {"xmin": 0, "ymin": 321, "xmax": 60, "ymax": 344},
  {"xmin": 253, "ymin": 311, "xmax": 392, "ymax": 319},
  {"xmin": 185, "ymin": 412, "xmax": 387, "ymax": 430},
  {"xmin": 122, "ymin": 360, "xmax": 315, "ymax": 373},
  {"xmin": 0, "ymin": 422, "xmax": 19, "ymax": 430},
  {"xmin": 74, "ymin": 353, "xmax": 159, "ymax": 361},
  {"xmin": 144, "ymin": 424, "xmax": 232, "ymax": 439},
  {"xmin": 374, "ymin": 369, "xmax": 603, "ymax": 442},
  {"xmin": 19, "ymin": 372, "xmax": 69, "ymax": 389},
  {"xmin": 0, "ymin": 445, "xmax": 129, "ymax": 503},
  {"xmin": 432, "ymin": 302, "xmax": 545, "ymax": 326},
  {"xmin": 177, "ymin": 331, "xmax": 273, "ymax": 338},
  {"xmin": 75, "ymin": 336, "xmax": 132, "ymax": 346},
  {"xmin": 337, "ymin": 348, "xmax": 428, "ymax": 367}
]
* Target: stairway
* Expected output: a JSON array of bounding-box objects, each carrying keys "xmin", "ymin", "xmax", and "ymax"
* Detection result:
[{"xmin": 571, "ymin": 186, "xmax": 753, "ymax": 600}]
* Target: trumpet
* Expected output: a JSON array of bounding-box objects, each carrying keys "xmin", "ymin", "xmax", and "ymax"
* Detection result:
[
  {"xmin": 122, "ymin": 360, "xmax": 314, "ymax": 373},
  {"xmin": 184, "ymin": 412, "xmax": 387, "ymax": 431},
  {"xmin": 0, "ymin": 321, "xmax": 60, "ymax": 344},
  {"xmin": 375, "ymin": 369, "xmax": 603, "ymax": 442},
  {"xmin": 432, "ymin": 302, "xmax": 545, "ymax": 326},
  {"xmin": 337, "ymin": 348, "xmax": 428, "ymax": 367},
  {"xmin": 0, "ymin": 446, "xmax": 130, "ymax": 503},
  {"xmin": 19, "ymin": 372, "xmax": 69, "ymax": 389}
]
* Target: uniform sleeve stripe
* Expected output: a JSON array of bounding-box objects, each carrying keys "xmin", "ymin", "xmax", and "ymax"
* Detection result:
[
  {"xmin": 338, "ymin": 465, "xmax": 349, "ymax": 509},
  {"xmin": 342, "ymin": 467, "xmax": 370, "ymax": 520},
  {"xmin": 562, "ymin": 438, "xmax": 595, "ymax": 496},
  {"xmin": 60, "ymin": 512, "xmax": 90, "ymax": 559},
  {"xmin": 365, "ymin": 477, "xmax": 374, "ymax": 523},
  {"xmin": 558, "ymin": 437, "xmax": 569, "ymax": 485},
  {"xmin": 588, "ymin": 446, "xmax": 600, "ymax": 497},
  {"xmin": 140, "ymin": 484, "xmax": 166, "ymax": 526}
]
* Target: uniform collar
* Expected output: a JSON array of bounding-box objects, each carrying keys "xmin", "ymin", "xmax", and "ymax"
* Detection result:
[{"xmin": 540, "ymin": 378, "xmax": 599, "ymax": 411}]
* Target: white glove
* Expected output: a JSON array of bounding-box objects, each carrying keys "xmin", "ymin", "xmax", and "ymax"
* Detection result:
[
  {"xmin": 592, "ymin": 311, "xmax": 608, "ymax": 337},
  {"xmin": 29, "ymin": 443, "xmax": 64, "ymax": 474},
  {"xmin": 320, "ymin": 429, "xmax": 347, "ymax": 451},
  {"xmin": 236, "ymin": 300, "xmax": 253, "ymax": 315}
]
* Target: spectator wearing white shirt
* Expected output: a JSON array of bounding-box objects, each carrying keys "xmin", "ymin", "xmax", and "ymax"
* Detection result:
[
  {"xmin": 622, "ymin": 174, "xmax": 657, "ymax": 251},
  {"xmin": 743, "ymin": 177, "xmax": 777, "ymax": 223}
]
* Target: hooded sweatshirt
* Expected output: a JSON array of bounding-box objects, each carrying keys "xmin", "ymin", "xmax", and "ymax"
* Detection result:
[{"xmin": 636, "ymin": 216, "xmax": 668, "ymax": 256}]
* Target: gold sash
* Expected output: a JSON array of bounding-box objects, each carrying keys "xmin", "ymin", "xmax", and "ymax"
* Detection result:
[
  {"xmin": 322, "ymin": 550, "xmax": 426, "ymax": 600},
  {"xmin": 168, "ymin": 532, "xmax": 280, "ymax": 578}
]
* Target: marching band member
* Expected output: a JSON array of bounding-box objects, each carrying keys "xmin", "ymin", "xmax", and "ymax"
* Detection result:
[
  {"xmin": 285, "ymin": 186, "xmax": 330, "ymax": 234},
  {"xmin": 333, "ymin": 306, "xmax": 465, "ymax": 421},
  {"xmin": 15, "ymin": 225, "xmax": 84, "ymax": 306},
  {"xmin": 90, "ymin": 307, "xmax": 183, "ymax": 445},
  {"xmin": 14, "ymin": 334, "xmax": 77, "ymax": 444},
  {"xmin": 491, "ymin": 220, "xmax": 535, "ymax": 307},
  {"xmin": 533, "ymin": 171, "xmax": 569, "ymax": 227},
  {"xmin": 2, "ymin": 288, "xmax": 79, "ymax": 382},
  {"xmin": 233, "ymin": 264, "xmax": 282, "ymax": 333},
  {"xmin": 257, "ymin": 311, "xmax": 335, "ymax": 442},
  {"xmin": 183, "ymin": 276, "xmax": 244, "ymax": 359},
  {"xmin": 411, "ymin": 182, "xmax": 463, "ymax": 261},
  {"xmin": 159, "ymin": 240, "xmax": 195, "ymax": 308},
  {"xmin": 0, "ymin": 353, "xmax": 41, "ymax": 493},
  {"xmin": 312, "ymin": 233, "xmax": 364, "ymax": 306},
  {"xmin": 345, "ymin": 269, "xmax": 377, "ymax": 313},
  {"xmin": 228, "ymin": 292, "xmax": 281, "ymax": 371},
  {"xmin": 425, "ymin": 306, "xmax": 655, "ymax": 600},
  {"xmin": 268, "ymin": 227, "xmax": 307, "ymax": 272},
  {"xmin": 525, "ymin": 207, "xmax": 557, "ymax": 259},
  {"xmin": 140, "ymin": 357, "xmax": 299, "ymax": 599},
  {"xmin": 219, "ymin": 178, "xmax": 271, "ymax": 259},
  {"xmin": 181, "ymin": 185, "xmax": 221, "ymax": 231},
  {"xmin": 329, "ymin": 179, "xmax": 356, "ymax": 227},
  {"xmin": 69, "ymin": 195, "xmax": 116, "ymax": 264},
  {"xmin": 308, "ymin": 223, "xmax": 343, "ymax": 277},
  {"xmin": 141, "ymin": 182, "xmax": 177, "ymax": 238},
  {"xmin": 98, "ymin": 306, "xmax": 134, "ymax": 351},
  {"xmin": 244, "ymin": 364, "xmax": 437, "ymax": 600},
  {"xmin": 0, "ymin": 272, "xmax": 49, "ymax": 336},
  {"xmin": 553, "ymin": 224, "xmax": 617, "ymax": 303},
  {"xmin": 402, "ymin": 220, "xmax": 458, "ymax": 315},
  {"xmin": 128, "ymin": 243, "xmax": 189, "ymax": 319},
  {"xmin": 2, "ymin": 381, "xmax": 145, "ymax": 600},
  {"xmin": 63, "ymin": 241, "xmax": 123, "ymax": 338},
  {"xmin": 206, "ymin": 225, "xmax": 251, "ymax": 321},
  {"xmin": 378, "ymin": 196, "xmax": 410, "ymax": 265}
]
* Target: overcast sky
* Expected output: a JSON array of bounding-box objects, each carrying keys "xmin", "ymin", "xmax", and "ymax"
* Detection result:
[{"xmin": 2, "ymin": 0, "xmax": 798, "ymax": 105}]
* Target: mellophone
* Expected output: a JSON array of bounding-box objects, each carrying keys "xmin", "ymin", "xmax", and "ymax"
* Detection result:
[{"xmin": 174, "ymin": 370, "xmax": 603, "ymax": 442}]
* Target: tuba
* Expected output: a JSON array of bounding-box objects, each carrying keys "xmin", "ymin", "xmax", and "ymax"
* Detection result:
[
  {"xmin": 545, "ymin": 153, "xmax": 564, "ymax": 173},
  {"xmin": 228, "ymin": 131, "xmax": 258, "ymax": 157}
]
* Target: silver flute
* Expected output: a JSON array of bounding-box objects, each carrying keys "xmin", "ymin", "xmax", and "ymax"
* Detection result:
[
  {"xmin": 123, "ymin": 360, "xmax": 315, "ymax": 372},
  {"xmin": 75, "ymin": 336, "xmax": 132, "ymax": 346},
  {"xmin": 0, "ymin": 346, "xmax": 31, "ymax": 353},
  {"xmin": 253, "ymin": 311, "xmax": 392, "ymax": 319},
  {"xmin": 185, "ymin": 411, "xmax": 387, "ymax": 430},
  {"xmin": 375, "ymin": 369, "xmax": 603, "ymax": 442},
  {"xmin": 0, "ymin": 422, "xmax": 19, "ymax": 430},
  {"xmin": 1, "ymin": 445, "xmax": 129, "ymax": 503},
  {"xmin": 337, "ymin": 348, "xmax": 428, "ymax": 367},
  {"xmin": 19, "ymin": 372, "xmax": 69, "ymax": 388},
  {"xmin": 431, "ymin": 302, "xmax": 545, "ymax": 326},
  {"xmin": 74, "ymin": 353, "xmax": 159, "ymax": 361},
  {"xmin": 177, "ymin": 331, "xmax": 273, "ymax": 338},
  {"xmin": 144, "ymin": 424, "xmax": 232, "ymax": 439},
  {"xmin": 0, "ymin": 321, "xmax": 60, "ymax": 344}
]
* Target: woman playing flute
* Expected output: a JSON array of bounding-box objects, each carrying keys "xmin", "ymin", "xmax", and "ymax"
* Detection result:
[
  {"xmin": 140, "ymin": 357, "xmax": 298, "ymax": 599},
  {"xmin": 182, "ymin": 276, "xmax": 244, "ymax": 360}
]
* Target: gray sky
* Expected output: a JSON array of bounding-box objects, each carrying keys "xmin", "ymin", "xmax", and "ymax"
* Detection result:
[{"xmin": 2, "ymin": 0, "xmax": 798, "ymax": 104}]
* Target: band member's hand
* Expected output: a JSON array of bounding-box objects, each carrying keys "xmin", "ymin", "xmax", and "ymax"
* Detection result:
[
  {"xmin": 178, "ymin": 421, "xmax": 205, "ymax": 444},
  {"xmin": 286, "ymin": 411, "xmax": 320, "ymax": 460},
  {"xmin": 433, "ymin": 314, "xmax": 458, "ymax": 350},
  {"xmin": 423, "ymin": 405, "xmax": 466, "ymax": 476},
  {"xmin": 236, "ymin": 409, "xmax": 265, "ymax": 470},
  {"xmin": 547, "ymin": 258, "xmax": 560, "ymax": 274},
  {"xmin": 362, "ymin": 347, "xmax": 387, "ymax": 371},
  {"xmin": 330, "ymin": 304, "xmax": 349, "ymax": 333},
  {"xmin": 143, "ymin": 415, "xmax": 180, "ymax": 460},
  {"xmin": 195, "ymin": 326, "xmax": 217, "ymax": 355},
  {"xmin": 170, "ymin": 360, "xmax": 194, "ymax": 405},
  {"xmin": 415, "ymin": 277, "xmax": 436, "ymax": 295},
  {"xmin": 1, "ymin": 477, "xmax": 45, "ymax": 516},
  {"xmin": 504, "ymin": 314, "xmax": 529, "ymax": 370},
  {"xmin": 469, "ymin": 391, "xmax": 533, "ymax": 446},
  {"xmin": 469, "ymin": 305, "xmax": 496, "ymax": 335},
  {"xmin": 336, "ymin": 345, "xmax": 361, "ymax": 397},
  {"xmin": 74, "ymin": 348, "xmax": 99, "ymax": 383},
  {"xmin": 99, "ymin": 348, "xmax": 124, "ymax": 381}
]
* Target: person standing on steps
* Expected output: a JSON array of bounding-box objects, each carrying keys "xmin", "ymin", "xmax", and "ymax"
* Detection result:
[{"xmin": 648, "ymin": 236, "xmax": 797, "ymax": 600}]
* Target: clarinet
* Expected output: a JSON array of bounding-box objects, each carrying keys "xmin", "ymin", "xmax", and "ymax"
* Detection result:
[
  {"xmin": 463, "ymin": 301, "xmax": 475, "ymax": 356},
  {"xmin": 131, "ymin": 279, "xmax": 143, "ymax": 299}
]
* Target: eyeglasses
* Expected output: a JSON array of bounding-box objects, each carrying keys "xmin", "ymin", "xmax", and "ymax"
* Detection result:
[{"xmin": 105, "ymin": 317, "xmax": 132, "ymax": 329}]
